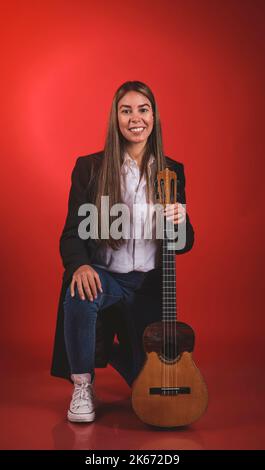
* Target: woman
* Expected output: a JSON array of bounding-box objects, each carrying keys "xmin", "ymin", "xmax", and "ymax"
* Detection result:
[{"xmin": 51, "ymin": 80, "xmax": 194, "ymax": 423}]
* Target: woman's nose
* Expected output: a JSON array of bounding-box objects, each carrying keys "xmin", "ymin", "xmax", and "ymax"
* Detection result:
[{"xmin": 131, "ymin": 114, "xmax": 141, "ymax": 122}]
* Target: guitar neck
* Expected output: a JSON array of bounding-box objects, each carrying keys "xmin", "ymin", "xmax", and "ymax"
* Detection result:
[{"xmin": 162, "ymin": 217, "xmax": 177, "ymax": 322}]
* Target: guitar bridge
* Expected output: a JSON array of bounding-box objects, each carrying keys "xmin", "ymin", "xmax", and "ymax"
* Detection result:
[{"xmin": 149, "ymin": 387, "xmax": 191, "ymax": 395}]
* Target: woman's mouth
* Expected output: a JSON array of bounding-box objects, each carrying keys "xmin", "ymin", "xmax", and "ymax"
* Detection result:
[{"xmin": 129, "ymin": 127, "xmax": 146, "ymax": 134}]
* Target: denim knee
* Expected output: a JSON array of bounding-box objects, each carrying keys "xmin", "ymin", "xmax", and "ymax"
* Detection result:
[{"xmin": 63, "ymin": 285, "xmax": 103, "ymax": 320}]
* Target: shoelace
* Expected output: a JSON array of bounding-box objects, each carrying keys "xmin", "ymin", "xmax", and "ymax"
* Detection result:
[{"xmin": 72, "ymin": 382, "xmax": 93, "ymax": 408}]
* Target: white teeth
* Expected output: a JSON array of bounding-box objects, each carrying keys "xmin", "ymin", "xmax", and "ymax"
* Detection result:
[{"xmin": 130, "ymin": 127, "xmax": 145, "ymax": 132}]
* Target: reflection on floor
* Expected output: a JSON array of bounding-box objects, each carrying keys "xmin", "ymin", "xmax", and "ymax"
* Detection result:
[{"xmin": 1, "ymin": 355, "xmax": 265, "ymax": 450}]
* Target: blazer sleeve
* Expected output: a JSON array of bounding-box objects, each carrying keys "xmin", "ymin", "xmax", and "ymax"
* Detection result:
[
  {"xmin": 174, "ymin": 162, "xmax": 195, "ymax": 254},
  {"xmin": 59, "ymin": 157, "xmax": 92, "ymax": 282}
]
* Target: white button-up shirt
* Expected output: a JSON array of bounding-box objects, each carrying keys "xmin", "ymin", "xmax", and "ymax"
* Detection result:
[{"xmin": 90, "ymin": 151, "xmax": 161, "ymax": 273}]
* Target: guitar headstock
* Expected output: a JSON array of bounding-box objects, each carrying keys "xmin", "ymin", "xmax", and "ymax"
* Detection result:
[{"xmin": 154, "ymin": 167, "xmax": 177, "ymax": 207}]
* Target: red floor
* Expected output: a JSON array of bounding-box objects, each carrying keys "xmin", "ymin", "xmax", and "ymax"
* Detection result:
[{"xmin": 1, "ymin": 346, "xmax": 265, "ymax": 451}]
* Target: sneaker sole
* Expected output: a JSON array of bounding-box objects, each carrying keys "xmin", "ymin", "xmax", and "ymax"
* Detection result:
[{"xmin": 67, "ymin": 409, "xmax": 96, "ymax": 423}]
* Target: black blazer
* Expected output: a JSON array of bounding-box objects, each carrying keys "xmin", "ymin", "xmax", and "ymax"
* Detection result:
[{"xmin": 50, "ymin": 150, "xmax": 194, "ymax": 386}]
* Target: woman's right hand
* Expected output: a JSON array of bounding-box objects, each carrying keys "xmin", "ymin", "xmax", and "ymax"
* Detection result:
[{"xmin": 70, "ymin": 265, "xmax": 103, "ymax": 301}]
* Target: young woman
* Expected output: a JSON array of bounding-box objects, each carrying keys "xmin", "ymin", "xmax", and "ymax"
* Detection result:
[{"xmin": 51, "ymin": 80, "xmax": 194, "ymax": 423}]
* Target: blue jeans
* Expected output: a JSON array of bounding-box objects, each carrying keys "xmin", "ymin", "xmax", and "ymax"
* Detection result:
[{"xmin": 63, "ymin": 265, "xmax": 148, "ymax": 381}]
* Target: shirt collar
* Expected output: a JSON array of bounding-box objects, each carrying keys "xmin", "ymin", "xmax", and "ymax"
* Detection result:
[{"xmin": 121, "ymin": 151, "xmax": 155, "ymax": 172}]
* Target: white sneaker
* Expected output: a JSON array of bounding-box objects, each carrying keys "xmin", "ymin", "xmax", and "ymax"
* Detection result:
[{"xmin": 67, "ymin": 375, "xmax": 96, "ymax": 423}]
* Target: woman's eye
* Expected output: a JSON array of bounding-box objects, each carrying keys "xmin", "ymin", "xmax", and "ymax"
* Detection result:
[{"xmin": 121, "ymin": 108, "xmax": 149, "ymax": 114}]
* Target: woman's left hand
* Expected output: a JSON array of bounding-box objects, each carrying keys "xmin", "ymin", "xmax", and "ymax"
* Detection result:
[{"xmin": 164, "ymin": 203, "xmax": 186, "ymax": 224}]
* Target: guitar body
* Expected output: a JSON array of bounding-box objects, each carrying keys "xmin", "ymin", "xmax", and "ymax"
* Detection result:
[{"xmin": 131, "ymin": 321, "xmax": 208, "ymax": 428}]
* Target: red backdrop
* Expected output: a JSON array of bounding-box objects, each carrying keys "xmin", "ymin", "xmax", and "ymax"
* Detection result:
[{"xmin": 0, "ymin": 0, "xmax": 264, "ymax": 424}]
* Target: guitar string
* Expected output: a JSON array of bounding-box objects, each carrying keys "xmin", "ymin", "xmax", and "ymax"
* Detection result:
[
  {"xmin": 167, "ymin": 216, "xmax": 171, "ymax": 395},
  {"xmin": 171, "ymin": 216, "xmax": 177, "ymax": 394},
  {"xmin": 168, "ymin": 216, "xmax": 174, "ymax": 394},
  {"xmin": 163, "ymin": 222, "xmax": 164, "ymax": 393},
  {"xmin": 161, "ymin": 179, "xmax": 178, "ymax": 395},
  {"xmin": 169, "ymin": 189, "xmax": 178, "ymax": 393},
  {"xmin": 165, "ymin": 216, "xmax": 167, "ymax": 394},
  {"xmin": 163, "ymin": 214, "xmax": 166, "ymax": 393},
  {"xmin": 163, "ymin": 214, "xmax": 167, "ymax": 394},
  {"xmin": 164, "ymin": 210, "xmax": 177, "ymax": 394},
  {"xmin": 164, "ymin": 214, "xmax": 174, "ymax": 394},
  {"xmin": 164, "ymin": 212, "xmax": 170, "ymax": 393}
]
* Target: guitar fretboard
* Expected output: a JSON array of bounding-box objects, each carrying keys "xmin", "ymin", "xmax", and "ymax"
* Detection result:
[{"xmin": 162, "ymin": 216, "xmax": 177, "ymax": 321}]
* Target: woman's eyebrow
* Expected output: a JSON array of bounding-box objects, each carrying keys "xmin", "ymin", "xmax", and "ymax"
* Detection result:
[{"xmin": 119, "ymin": 103, "xmax": 151, "ymax": 109}]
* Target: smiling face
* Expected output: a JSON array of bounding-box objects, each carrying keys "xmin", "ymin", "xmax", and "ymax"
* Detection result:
[{"xmin": 117, "ymin": 91, "xmax": 154, "ymax": 145}]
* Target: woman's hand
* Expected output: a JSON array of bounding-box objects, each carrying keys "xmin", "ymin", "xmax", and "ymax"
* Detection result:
[
  {"xmin": 70, "ymin": 265, "xmax": 103, "ymax": 301},
  {"xmin": 164, "ymin": 203, "xmax": 186, "ymax": 224}
]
